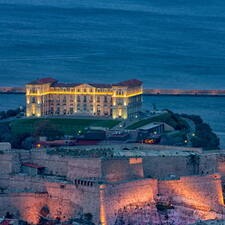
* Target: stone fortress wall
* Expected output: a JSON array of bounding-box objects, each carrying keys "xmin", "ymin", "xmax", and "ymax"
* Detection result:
[{"xmin": 0, "ymin": 146, "xmax": 225, "ymax": 224}]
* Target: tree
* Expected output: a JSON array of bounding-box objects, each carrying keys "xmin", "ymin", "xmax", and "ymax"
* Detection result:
[
  {"xmin": 21, "ymin": 136, "xmax": 35, "ymax": 150},
  {"xmin": 0, "ymin": 123, "xmax": 11, "ymax": 141},
  {"xmin": 34, "ymin": 120, "xmax": 64, "ymax": 140},
  {"xmin": 6, "ymin": 109, "xmax": 19, "ymax": 118},
  {"xmin": 0, "ymin": 111, "xmax": 6, "ymax": 119}
]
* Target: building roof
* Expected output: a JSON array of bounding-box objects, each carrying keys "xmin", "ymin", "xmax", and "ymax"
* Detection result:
[
  {"xmin": 28, "ymin": 77, "xmax": 58, "ymax": 85},
  {"xmin": 88, "ymin": 83, "xmax": 112, "ymax": 88},
  {"xmin": 28, "ymin": 77, "xmax": 142, "ymax": 88},
  {"xmin": 22, "ymin": 163, "xmax": 45, "ymax": 169},
  {"xmin": 113, "ymin": 79, "xmax": 142, "ymax": 87},
  {"xmin": 138, "ymin": 122, "xmax": 163, "ymax": 130},
  {"xmin": 51, "ymin": 83, "xmax": 81, "ymax": 88}
]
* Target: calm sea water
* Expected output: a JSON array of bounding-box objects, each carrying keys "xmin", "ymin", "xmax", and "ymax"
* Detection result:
[
  {"xmin": 0, "ymin": 94, "xmax": 224, "ymax": 148},
  {"xmin": 0, "ymin": 0, "xmax": 225, "ymax": 88}
]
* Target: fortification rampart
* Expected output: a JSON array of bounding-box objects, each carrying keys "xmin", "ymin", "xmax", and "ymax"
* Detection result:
[
  {"xmin": 67, "ymin": 158, "xmax": 102, "ymax": 180},
  {"xmin": 0, "ymin": 152, "xmax": 20, "ymax": 175},
  {"xmin": 0, "ymin": 193, "xmax": 47, "ymax": 224},
  {"xmin": 0, "ymin": 174, "xmax": 101, "ymax": 224},
  {"xmin": 101, "ymin": 158, "xmax": 144, "ymax": 182},
  {"xmin": 101, "ymin": 179, "xmax": 158, "ymax": 225},
  {"xmin": 158, "ymin": 174, "xmax": 224, "ymax": 212},
  {"xmin": 0, "ymin": 147, "xmax": 225, "ymax": 224}
]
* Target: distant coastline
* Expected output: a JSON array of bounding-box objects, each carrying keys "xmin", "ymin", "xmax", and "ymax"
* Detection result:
[{"xmin": 1, "ymin": 87, "xmax": 225, "ymax": 97}]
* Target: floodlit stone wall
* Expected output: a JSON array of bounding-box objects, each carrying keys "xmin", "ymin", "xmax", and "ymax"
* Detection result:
[
  {"xmin": 0, "ymin": 149, "xmax": 224, "ymax": 225},
  {"xmin": 158, "ymin": 174, "xmax": 224, "ymax": 212},
  {"xmin": 0, "ymin": 193, "xmax": 47, "ymax": 224},
  {"xmin": 101, "ymin": 179, "xmax": 158, "ymax": 225},
  {"xmin": 0, "ymin": 177, "xmax": 101, "ymax": 224},
  {"xmin": 44, "ymin": 182, "xmax": 100, "ymax": 223}
]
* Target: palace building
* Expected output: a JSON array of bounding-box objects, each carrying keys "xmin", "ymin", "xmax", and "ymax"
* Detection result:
[{"xmin": 26, "ymin": 78, "xmax": 143, "ymax": 119}]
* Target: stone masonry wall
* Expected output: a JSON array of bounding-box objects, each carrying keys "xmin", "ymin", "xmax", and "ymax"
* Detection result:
[
  {"xmin": 0, "ymin": 152, "xmax": 20, "ymax": 175},
  {"xmin": 101, "ymin": 158, "xmax": 144, "ymax": 182},
  {"xmin": 158, "ymin": 174, "xmax": 224, "ymax": 212},
  {"xmin": 143, "ymin": 155, "xmax": 197, "ymax": 178},
  {"xmin": 0, "ymin": 175, "xmax": 101, "ymax": 224},
  {"xmin": 67, "ymin": 158, "xmax": 102, "ymax": 180},
  {"xmin": 102, "ymin": 179, "xmax": 158, "ymax": 225},
  {"xmin": 30, "ymin": 151, "xmax": 69, "ymax": 176}
]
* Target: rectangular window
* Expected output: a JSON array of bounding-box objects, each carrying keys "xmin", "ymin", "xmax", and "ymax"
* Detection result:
[
  {"xmin": 70, "ymin": 108, "xmax": 74, "ymax": 114},
  {"xmin": 32, "ymin": 97, "xmax": 36, "ymax": 103}
]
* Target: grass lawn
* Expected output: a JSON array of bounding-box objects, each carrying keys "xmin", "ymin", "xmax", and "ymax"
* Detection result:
[
  {"xmin": 9, "ymin": 118, "xmax": 120, "ymax": 136},
  {"xmin": 126, "ymin": 112, "xmax": 189, "ymax": 130}
]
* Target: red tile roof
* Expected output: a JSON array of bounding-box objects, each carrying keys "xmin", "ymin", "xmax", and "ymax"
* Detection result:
[
  {"xmin": 28, "ymin": 77, "xmax": 142, "ymax": 89},
  {"xmin": 22, "ymin": 163, "xmax": 45, "ymax": 169},
  {"xmin": 28, "ymin": 77, "xmax": 58, "ymax": 85},
  {"xmin": 113, "ymin": 79, "xmax": 142, "ymax": 87}
]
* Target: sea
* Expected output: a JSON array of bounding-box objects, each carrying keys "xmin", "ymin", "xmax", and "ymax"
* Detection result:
[{"xmin": 0, "ymin": 0, "xmax": 224, "ymax": 147}]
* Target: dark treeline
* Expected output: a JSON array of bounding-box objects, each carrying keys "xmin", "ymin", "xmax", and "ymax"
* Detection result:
[
  {"xmin": 0, "ymin": 107, "xmax": 24, "ymax": 120},
  {"xmin": 181, "ymin": 114, "xmax": 220, "ymax": 150}
]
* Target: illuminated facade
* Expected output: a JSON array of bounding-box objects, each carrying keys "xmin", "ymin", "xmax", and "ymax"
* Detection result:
[{"xmin": 26, "ymin": 78, "xmax": 143, "ymax": 119}]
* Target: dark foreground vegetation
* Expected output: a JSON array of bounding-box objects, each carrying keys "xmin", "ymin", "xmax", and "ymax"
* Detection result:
[
  {"xmin": 0, "ymin": 109, "xmax": 219, "ymax": 150},
  {"xmin": 0, "ymin": 107, "xmax": 24, "ymax": 120},
  {"xmin": 181, "ymin": 114, "xmax": 220, "ymax": 150},
  {"xmin": 126, "ymin": 111, "xmax": 189, "ymax": 130},
  {"xmin": 0, "ymin": 118, "xmax": 119, "ymax": 149}
]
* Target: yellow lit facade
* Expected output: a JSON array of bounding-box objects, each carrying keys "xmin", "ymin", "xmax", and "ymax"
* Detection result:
[{"xmin": 26, "ymin": 78, "xmax": 143, "ymax": 119}]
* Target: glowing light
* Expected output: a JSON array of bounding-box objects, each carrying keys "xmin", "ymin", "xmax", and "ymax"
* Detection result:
[
  {"xmin": 26, "ymin": 91, "xmax": 143, "ymax": 98},
  {"xmin": 36, "ymin": 144, "xmax": 41, "ymax": 148},
  {"xmin": 118, "ymin": 109, "xmax": 122, "ymax": 117},
  {"xmin": 129, "ymin": 158, "xmax": 142, "ymax": 164},
  {"xmin": 123, "ymin": 113, "xmax": 127, "ymax": 119},
  {"xmin": 99, "ymin": 184, "xmax": 107, "ymax": 225}
]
